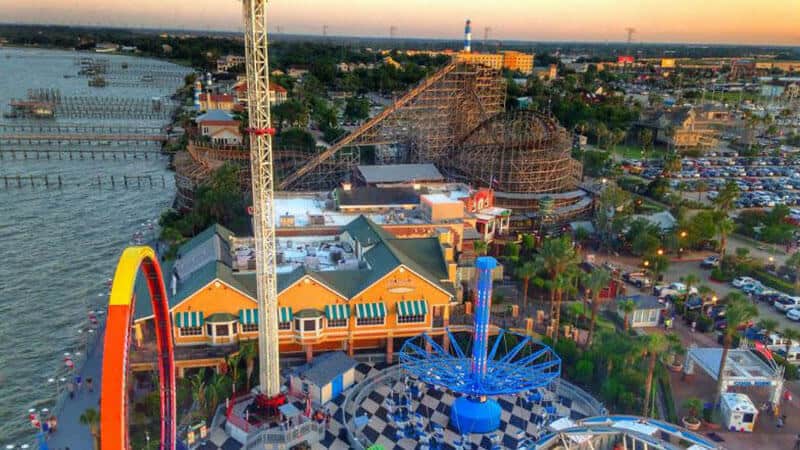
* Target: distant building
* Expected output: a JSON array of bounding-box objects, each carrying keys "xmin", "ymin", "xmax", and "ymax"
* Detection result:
[
  {"xmin": 639, "ymin": 107, "xmax": 718, "ymax": 149},
  {"xmin": 534, "ymin": 64, "xmax": 558, "ymax": 81},
  {"xmin": 232, "ymin": 79, "xmax": 287, "ymax": 106},
  {"xmin": 287, "ymin": 67, "xmax": 310, "ymax": 79},
  {"xmin": 455, "ymin": 50, "xmax": 535, "ymax": 75},
  {"xmin": 195, "ymin": 110, "xmax": 242, "ymax": 146},
  {"xmin": 161, "ymin": 44, "xmax": 173, "ymax": 54},
  {"xmin": 500, "ymin": 51, "xmax": 534, "ymax": 73},
  {"xmin": 730, "ymin": 59, "xmax": 757, "ymax": 80},
  {"xmin": 382, "ymin": 56, "xmax": 402, "ymax": 69},
  {"xmin": 216, "ymin": 54, "xmax": 246, "ymax": 72},
  {"xmin": 198, "ymin": 93, "xmax": 236, "ymax": 112},
  {"xmin": 660, "ymin": 58, "xmax": 677, "ymax": 69}
]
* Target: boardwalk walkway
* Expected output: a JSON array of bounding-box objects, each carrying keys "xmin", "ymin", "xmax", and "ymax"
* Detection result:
[{"xmin": 46, "ymin": 326, "xmax": 105, "ymax": 450}]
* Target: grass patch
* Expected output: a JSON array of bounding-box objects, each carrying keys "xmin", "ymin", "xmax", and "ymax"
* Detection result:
[
  {"xmin": 712, "ymin": 91, "xmax": 761, "ymax": 104},
  {"xmin": 613, "ymin": 144, "xmax": 650, "ymax": 160}
]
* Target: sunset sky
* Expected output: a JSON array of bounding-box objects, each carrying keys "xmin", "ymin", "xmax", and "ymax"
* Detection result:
[{"xmin": 1, "ymin": 0, "xmax": 798, "ymax": 45}]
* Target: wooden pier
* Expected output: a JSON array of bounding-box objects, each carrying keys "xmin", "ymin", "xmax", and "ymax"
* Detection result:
[
  {"xmin": 0, "ymin": 173, "xmax": 172, "ymax": 190},
  {"xmin": 0, "ymin": 133, "xmax": 168, "ymax": 144},
  {"xmin": 0, "ymin": 147, "xmax": 166, "ymax": 160}
]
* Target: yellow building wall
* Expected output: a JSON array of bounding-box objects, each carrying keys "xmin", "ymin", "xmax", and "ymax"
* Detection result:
[
  {"xmin": 171, "ymin": 281, "xmax": 256, "ymax": 345},
  {"xmin": 502, "ymin": 51, "xmax": 534, "ymax": 74}
]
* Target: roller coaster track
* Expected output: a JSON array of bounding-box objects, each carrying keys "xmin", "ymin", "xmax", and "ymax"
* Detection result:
[
  {"xmin": 277, "ymin": 62, "xmax": 458, "ymax": 189},
  {"xmin": 100, "ymin": 247, "xmax": 176, "ymax": 450}
]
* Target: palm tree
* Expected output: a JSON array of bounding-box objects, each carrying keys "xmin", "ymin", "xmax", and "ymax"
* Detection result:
[
  {"xmin": 756, "ymin": 319, "xmax": 778, "ymax": 337},
  {"xmin": 190, "ymin": 368, "xmax": 208, "ymax": 412},
  {"xmin": 205, "ymin": 372, "xmax": 229, "ymax": 414},
  {"xmin": 473, "ymin": 240, "xmax": 488, "ymax": 257},
  {"xmin": 619, "ymin": 299, "xmax": 636, "ymax": 332},
  {"xmin": 239, "ymin": 340, "xmax": 258, "ymax": 392},
  {"xmin": 536, "ymin": 236, "xmax": 580, "ymax": 342},
  {"xmin": 715, "ymin": 215, "xmax": 735, "ymax": 260},
  {"xmin": 225, "ymin": 352, "xmax": 242, "ymax": 395},
  {"xmin": 781, "ymin": 328, "xmax": 800, "ymax": 360},
  {"xmin": 714, "ymin": 293, "xmax": 758, "ymax": 407},
  {"xmin": 79, "ymin": 407, "xmax": 101, "ymax": 450},
  {"xmin": 665, "ymin": 332, "xmax": 685, "ymax": 366},
  {"xmin": 585, "ymin": 268, "xmax": 612, "ymax": 348},
  {"xmin": 641, "ymin": 333, "xmax": 668, "ymax": 417},
  {"xmin": 516, "ymin": 261, "xmax": 538, "ymax": 312},
  {"xmin": 714, "ymin": 180, "xmax": 740, "ymax": 213},
  {"xmin": 786, "ymin": 252, "xmax": 800, "ymax": 292}
]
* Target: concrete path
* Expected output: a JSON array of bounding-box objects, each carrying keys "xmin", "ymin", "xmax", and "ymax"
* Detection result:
[{"xmin": 46, "ymin": 326, "xmax": 104, "ymax": 450}]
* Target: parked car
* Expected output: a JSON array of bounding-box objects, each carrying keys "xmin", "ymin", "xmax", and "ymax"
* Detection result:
[
  {"xmin": 775, "ymin": 296, "xmax": 800, "ymax": 312},
  {"xmin": 787, "ymin": 308, "xmax": 800, "ymax": 321},
  {"xmin": 732, "ymin": 276, "xmax": 758, "ymax": 288},
  {"xmin": 701, "ymin": 255, "xmax": 720, "ymax": 268},
  {"xmin": 655, "ymin": 282, "xmax": 698, "ymax": 298},
  {"xmin": 622, "ymin": 272, "xmax": 652, "ymax": 288}
]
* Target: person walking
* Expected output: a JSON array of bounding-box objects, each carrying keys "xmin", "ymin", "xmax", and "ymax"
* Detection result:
[
  {"xmin": 74, "ymin": 376, "xmax": 82, "ymax": 397},
  {"xmin": 67, "ymin": 381, "xmax": 75, "ymax": 399},
  {"xmin": 86, "ymin": 377, "xmax": 94, "ymax": 393}
]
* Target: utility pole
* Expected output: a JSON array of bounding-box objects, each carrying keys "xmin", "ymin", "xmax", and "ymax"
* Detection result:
[
  {"xmin": 323, "ymin": 24, "xmax": 329, "ymax": 37},
  {"xmin": 626, "ymin": 27, "xmax": 636, "ymax": 45},
  {"xmin": 390, "ymin": 25, "xmax": 397, "ymax": 40},
  {"xmin": 484, "ymin": 27, "xmax": 491, "ymax": 51},
  {"xmin": 242, "ymin": 0, "xmax": 281, "ymax": 398}
]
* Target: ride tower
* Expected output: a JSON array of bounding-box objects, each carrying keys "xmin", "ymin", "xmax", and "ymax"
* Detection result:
[
  {"xmin": 399, "ymin": 256, "xmax": 561, "ymax": 433},
  {"xmin": 242, "ymin": 0, "xmax": 283, "ymax": 405}
]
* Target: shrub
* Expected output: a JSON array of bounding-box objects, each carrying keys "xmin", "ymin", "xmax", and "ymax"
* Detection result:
[
  {"xmin": 696, "ymin": 315, "xmax": 713, "ymax": 333},
  {"xmin": 749, "ymin": 269, "xmax": 799, "ymax": 295},
  {"xmin": 710, "ymin": 267, "xmax": 734, "ymax": 282}
]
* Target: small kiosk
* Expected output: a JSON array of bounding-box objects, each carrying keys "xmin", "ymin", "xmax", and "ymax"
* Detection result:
[{"xmin": 720, "ymin": 393, "xmax": 758, "ymax": 432}]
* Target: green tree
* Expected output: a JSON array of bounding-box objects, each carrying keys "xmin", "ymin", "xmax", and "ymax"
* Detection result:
[
  {"xmin": 584, "ymin": 268, "xmax": 612, "ymax": 348},
  {"xmin": 190, "ymin": 369, "xmax": 208, "ymax": 412},
  {"xmin": 79, "ymin": 407, "xmax": 101, "ymax": 450},
  {"xmin": 194, "ymin": 163, "xmax": 244, "ymax": 228},
  {"xmin": 757, "ymin": 318, "xmax": 779, "ymax": 335},
  {"xmin": 205, "ymin": 372, "xmax": 229, "ymax": 414},
  {"xmin": 714, "ymin": 294, "xmax": 758, "ymax": 407},
  {"xmin": 239, "ymin": 340, "xmax": 258, "ymax": 391},
  {"xmin": 714, "ymin": 180, "xmax": 740, "ymax": 213},
  {"xmin": 639, "ymin": 128, "xmax": 654, "ymax": 152},
  {"xmin": 782, "ymin": 328, "xmax": 800, "ymax": 360},
  {"xmin": 536, "ymin": 236, "xmax": 580, "ymax": 342},
  {"xmin": 641, "ymin": 333, "xmax": 667, "ymax": 417},
  {"xmin": 473, "ymin": 240, "xmax": 488, "ymax": 257},
  {"xmin": 714, "ymin": 215, "xmax": 735, "ymax": 260},
  {"xmin": 516, "ymin": 261, "xmax": 538, "ymax": 312},
  {"xmin": 682, "ymin": 274, "xmax": 700, "ymax": 299},
  {"xmin": 785, "ymin": 252, "xmax": 800, "ymax": 292},
  {"xmin": 619, "ymin": 299, "xmax": 636, "ymax": 332},
  {"xmin": 344, "ymin": 96, "xmax": 370, "ymax": 122}
]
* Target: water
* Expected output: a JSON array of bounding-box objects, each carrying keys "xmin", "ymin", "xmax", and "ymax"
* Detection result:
[{"xmin": 0, "ymin": 47, "xmax": 186, "ymax": 444}]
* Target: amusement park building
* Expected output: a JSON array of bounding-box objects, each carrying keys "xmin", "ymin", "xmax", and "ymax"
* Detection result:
[{"xmin": 131, "ymin": 217, "xmax": 458, "ymax": 376}]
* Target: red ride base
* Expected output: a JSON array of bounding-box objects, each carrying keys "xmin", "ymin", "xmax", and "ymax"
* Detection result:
[{"xmin": 255, "ymin": 393, "xmax": 287, "ymax": 418}]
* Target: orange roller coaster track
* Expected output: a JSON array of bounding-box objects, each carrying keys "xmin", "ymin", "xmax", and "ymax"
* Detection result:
[{"xmin": 100, "ymin": 246, "xmax": 176, "ymax": 450}]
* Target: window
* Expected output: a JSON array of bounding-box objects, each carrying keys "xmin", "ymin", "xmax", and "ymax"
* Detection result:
[
  {"xmin": 278, "ymin": 321, "xmax": 291, "ymax": 331},
  {"xmin": 206, "ymin": 324, "xmax": 213, "ymax": 336},
  {"xmin": 743, "ymin": 413, "xmax": 754, "ymax": 423},
  {"xmin": 179, "ymin": 326, "xmax": 203, "ymax": 336},
  {"xmin": 327, "ymin": 318, "xmax": 347, "ymax": 328},
  {"xmin": 398, "ymin": 314, "xmax": 426, "ymax": 324},
  {"xmin": 357, "ymin": 317, "xmax": 385, "ymax": 326},
  {"xmin": 232, "ymin": 323, "xmax": 238, "ymax": 334},
  {"xmin": 304, "ymin": 319, "xmax": 317, "ymax": 331},
  {"xmin": 216, "ymin": 324, "xmax": 230, "ymax": 336},
  {"xmin": 242, "ymin": 323, "xmax": 258, "ymax": 333}
]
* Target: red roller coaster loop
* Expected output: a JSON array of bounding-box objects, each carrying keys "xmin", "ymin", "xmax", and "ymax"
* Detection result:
[{"xmin": 100, "ymin": 247, "xmax": 176, "ymax": 450}]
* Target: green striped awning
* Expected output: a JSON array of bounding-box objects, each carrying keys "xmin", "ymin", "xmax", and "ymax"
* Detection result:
[
  {"xmin": 279, "ymin": 307, "xmax": 293, "ymax": 323},
  {"xmin": 355, "ymin": 303, "xmax": 386, "ymax": 319},
  {"xmin": 325, "ymin": 304, "xmax": 350, "ymax": 320},
  {"xmin": 174, "ymin": 311, "xmax": 204, "ymax": 328},
  {"xmin": 396, "ymin": 300, "xmax": 428, "ymax": 317},
  {"xmin": 239, "ymin": 309, "xmax": 259, "ymax": 325}
]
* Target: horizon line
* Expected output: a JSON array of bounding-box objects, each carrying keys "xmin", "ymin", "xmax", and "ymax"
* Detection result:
[{"xmin": 2, "ymin": 21, "xmax": 799, "ymax": 49}]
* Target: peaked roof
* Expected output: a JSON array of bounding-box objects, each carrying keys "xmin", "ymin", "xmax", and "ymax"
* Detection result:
[{"xmin": 196, "ymin": 109, "xmax": 235, "ymax": 123}]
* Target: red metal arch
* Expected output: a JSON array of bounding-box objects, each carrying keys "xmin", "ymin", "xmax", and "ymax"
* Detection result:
[{"xmin": 100, "ymin": 246, "xmax": 176, "ymax": 450}]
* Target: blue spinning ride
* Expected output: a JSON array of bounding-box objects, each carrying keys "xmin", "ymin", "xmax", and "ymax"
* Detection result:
[{"xmin": 399, "ymin": 256, "xmax": 561, "ymax": 433}]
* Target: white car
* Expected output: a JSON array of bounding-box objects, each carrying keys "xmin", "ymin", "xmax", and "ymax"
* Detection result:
[
  {"xmin": 775, "ymin": 297, "xmax": 800, "ymax": 312},
  {"xmin": 787, "ymin": 309, "xmax": 800, "ymax": 321},
  {"xmin": 732, "ymin": 276, "xmax": 758, "ymax": 288}
]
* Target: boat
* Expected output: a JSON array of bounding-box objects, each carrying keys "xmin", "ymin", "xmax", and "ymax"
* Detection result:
[{"xmin": 88, "ymin": 76, "xmax": 107, "ymax": 88}]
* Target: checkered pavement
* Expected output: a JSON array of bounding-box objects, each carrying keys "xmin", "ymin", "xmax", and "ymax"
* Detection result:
[{"xmin": 202, "ymin": 362, "xmax": 589, "ymax": 450}]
